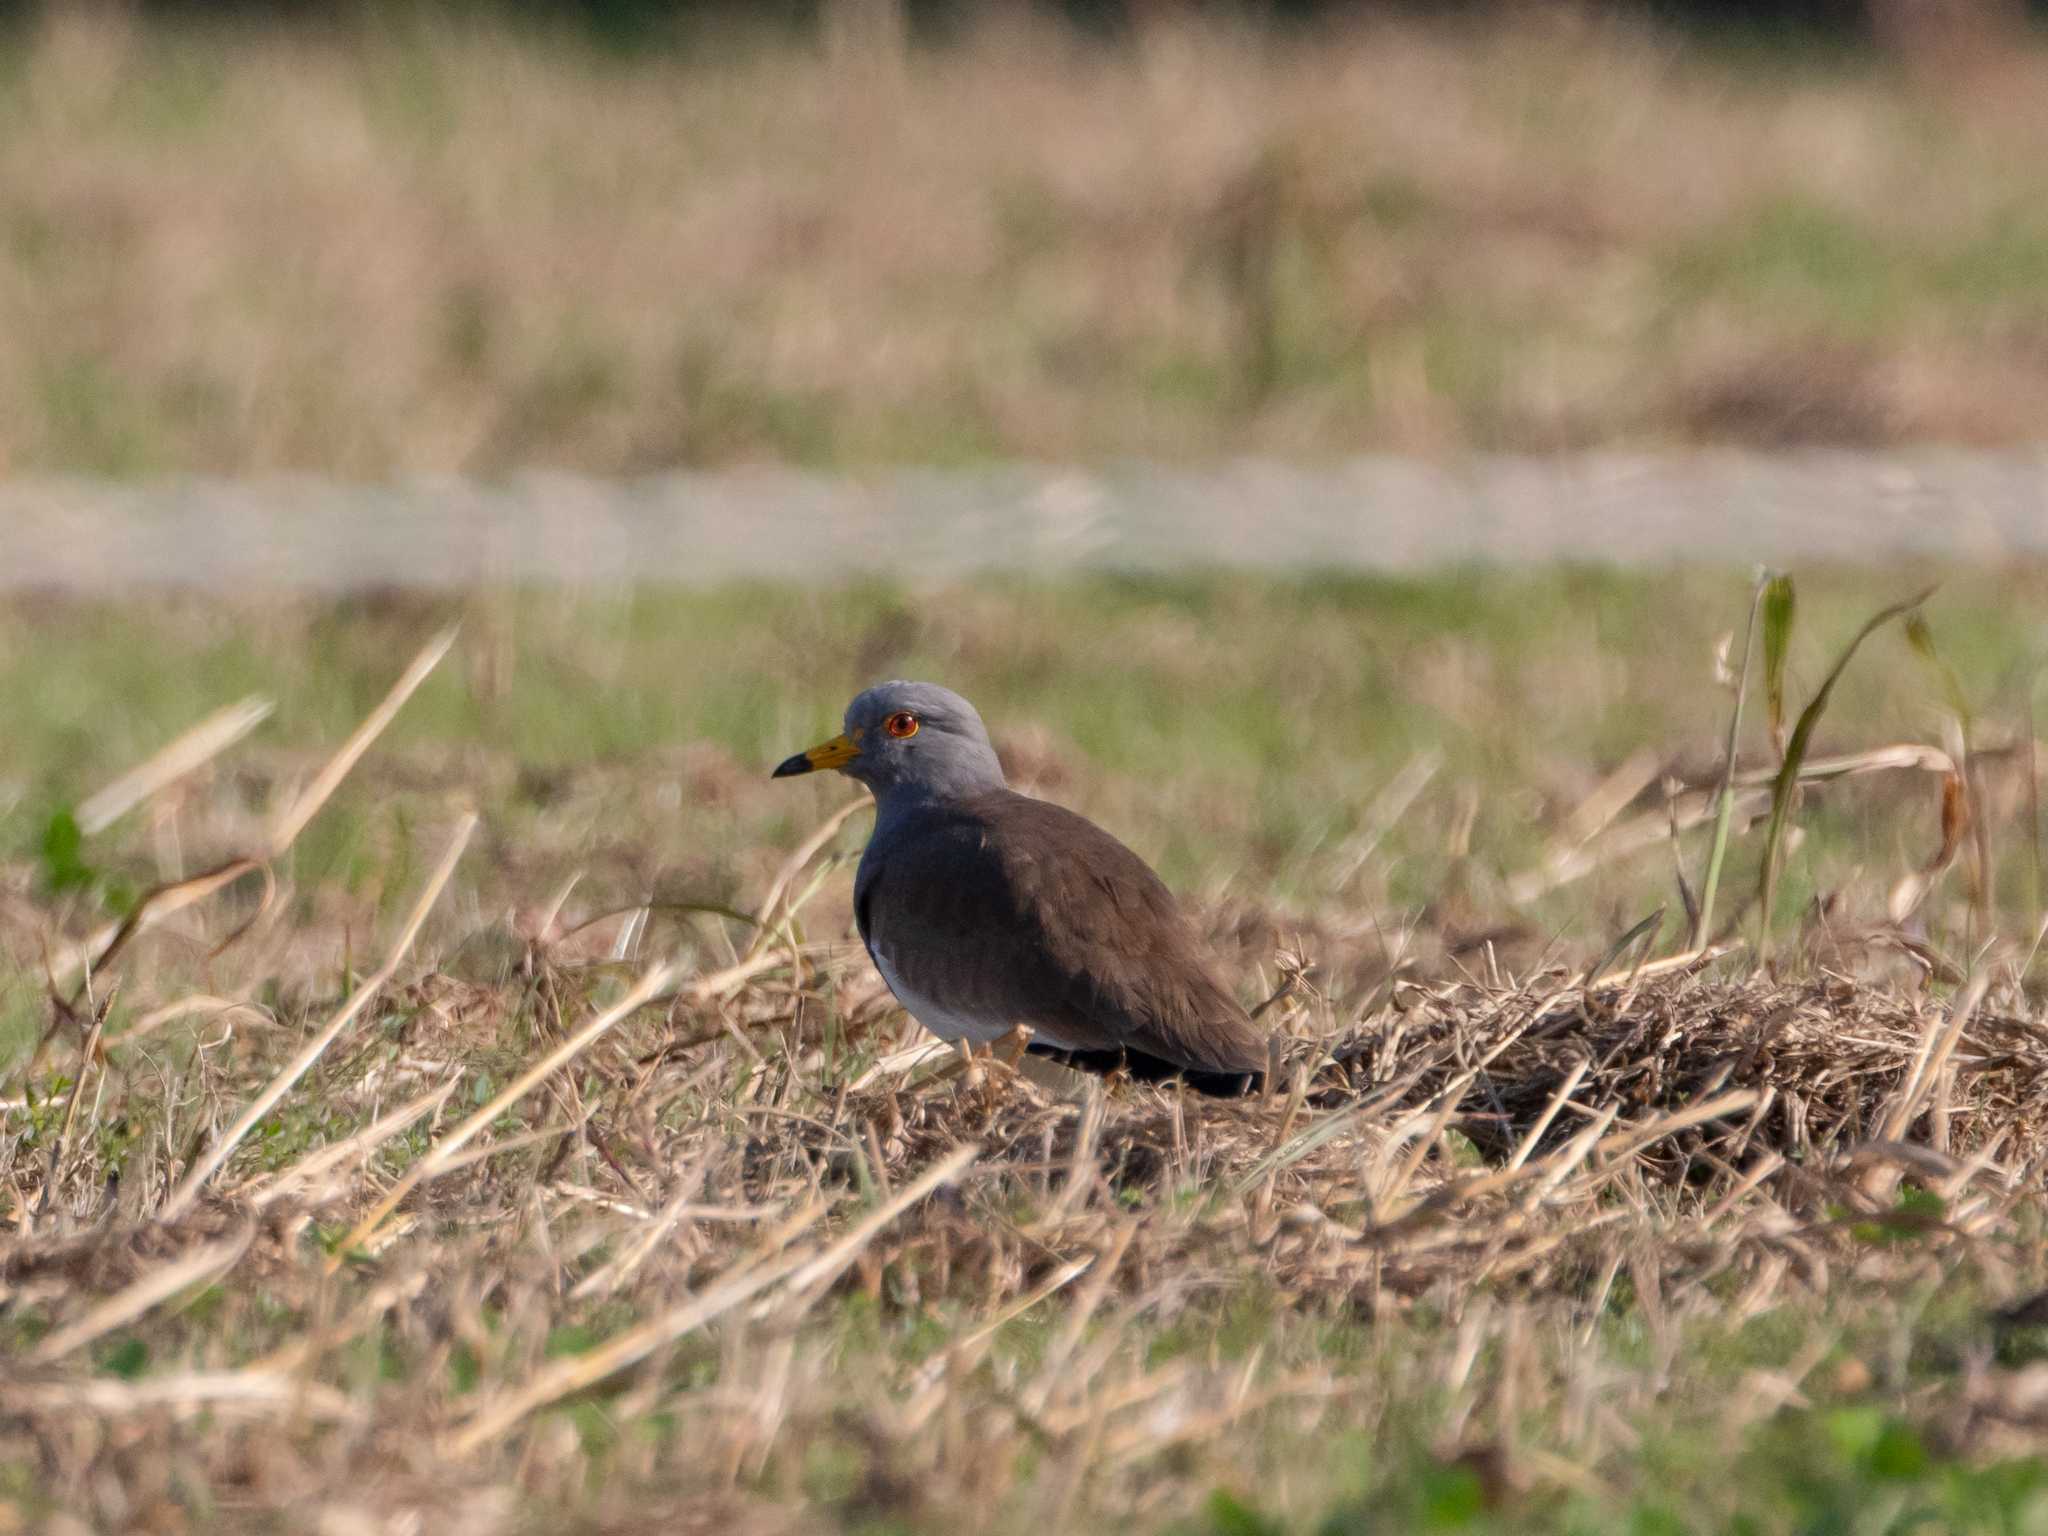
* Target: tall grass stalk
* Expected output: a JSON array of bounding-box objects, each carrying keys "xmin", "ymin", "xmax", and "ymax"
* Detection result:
[
  {"xmin": 1756, "ymin": 585, "xmax": 1935, "ymax": 966},
  {"xmin": 1693, "ymin": 574, "xmax": 1768, "ymax": 950}
]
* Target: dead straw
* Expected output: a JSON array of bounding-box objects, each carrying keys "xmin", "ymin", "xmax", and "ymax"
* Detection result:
[{"xmin": 159, "ymin": 811, "xmax": 477, "ymax": 1220}]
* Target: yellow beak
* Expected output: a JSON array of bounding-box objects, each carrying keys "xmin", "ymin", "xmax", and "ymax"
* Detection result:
[{"xmin": 772, "ymin": 731, "xmax": 862, "ymax": 777}]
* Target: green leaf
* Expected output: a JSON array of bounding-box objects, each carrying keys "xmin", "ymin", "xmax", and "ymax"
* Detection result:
[
  {"xmin": 100, "ymin": 1335, "xmax": 148, "ymax": 1379},
  {"xmin": 1419, "ymin": 1463, "xmax": 1485, "ymax": 1529},
  {"xmin": 1761, "ymin": 573, "xmax": 1797, "ymax": 759},
  {"xmin": 1866, "ymin": 1420, "xmax": 1930, "ymax": 1482},
  {"xmin": 1897, "ymin": 1184, "xmax": 1947, "ymax": 1220},
  {"xmin": 545, "ymin": 1322, "xmax": 607, "ymax": 1358},
  {"xmin": 1905, "ymin": 612, "xmax": 1971, "ymax": 730},
  {"xmin": 39, "ymin": 807, "xmax": 95, "ymax": 896},
  {"xmin": 1208, "ymin": 1490, "xmax": 1286, "ymax": 1536},
  {"xmin": 447, "ymin": 1340, "xmax": 481, "ymax": 1394},
  {"xmin": 1586, "ymin": 905, "xmax": 1667, "ymax": 986},
  {"xmin": 1824, "ymin": 1404, "xmax": 1886, "ymax": 1461},
  {"xmin": 1757, "ymin": 586, "xmax": 1934, "ymax": 961}
]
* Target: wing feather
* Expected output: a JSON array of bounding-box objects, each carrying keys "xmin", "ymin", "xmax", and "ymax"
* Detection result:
[{"xmin": 855, "ymin": 791, "xmax": 1267, "ymax": 1076}]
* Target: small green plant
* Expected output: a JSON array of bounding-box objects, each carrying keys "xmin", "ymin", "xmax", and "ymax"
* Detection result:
[
  {"xmin": 1755, "ymin": 581, "xmax": 1934, "ymax": 962},
  {"xmin": 1205, "ymin": 1490, "xmax": 1286, "ymax": 1536},
  {"xmin": 38, "ymin": 807, "xmax": 95, "ymax": 897}
]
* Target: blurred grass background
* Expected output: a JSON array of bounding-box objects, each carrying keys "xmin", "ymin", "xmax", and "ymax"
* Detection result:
[{"xmin": 6, "ymin": 0, "xmax": 2048, "ymax": 477}]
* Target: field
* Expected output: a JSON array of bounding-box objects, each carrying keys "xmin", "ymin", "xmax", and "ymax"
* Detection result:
[
  {"xmin": 8, "ymin": 6, "xmax": 2048, "ymax": 474},
  {"xmin": 9, "ymin": 568, "xmax": 2048, "ymax": 1532},
  {"xmin": 11, "ymin": 1, "xmax": 2048, "ymax": 1527}
]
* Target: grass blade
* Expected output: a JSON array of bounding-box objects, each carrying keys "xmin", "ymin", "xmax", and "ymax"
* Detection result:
[
  {"xmin": 1905, "ymin": 611, "xmax": 1990, "ymax": 944},
  {"xmin": 442, "ymin": 1142, "xmax": 978, "ymax": 1458},
  {"xmin": 77, "ymin": 695, "xmax": 274, "ymax": 835},
  {"xmin": 324, "ymin": 953, "xmax": 681, "ymax": 1268},
  {"xmin": 1760, "ymin": 573, "xmax": 1796, "ymax": 761},
  {"xmin": 1582, "ymin": 906, "xmax": 1667, "ymax": 994},
  {"xmin": 266, "ymin": 624, "xmax": 458, "ymax": 856},
  {"xmin": 1695, "ymin": 574, "xmax": 1767, "ymax": 949},
  {"xmin": 1756, "ymin": 586, "xmax": 1935, "ymax": 964},
  {"xmin": 50, "ymin": 628, "xmax": 458, "ymax": 992},
  {"xmin": 158, "ymin": 813, "xmax": 477, "ymax": 1221}
]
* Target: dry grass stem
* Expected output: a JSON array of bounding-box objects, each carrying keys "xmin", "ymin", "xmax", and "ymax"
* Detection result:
[
  {"xmin": 326, "ymin": 954, "xmax": 679, "ymax": 1266},
  {"xmin": 76, "ymin": 695, "xmax": 275, "ymax": 835},
  {"xmin": 266, "ymin": 626, "xmax": 458, "ymax": 855},
  {"xmin": 28, "ymin": 1228, "xmax": 252, "ymax": 1364},
  {"xmin": 1, "ymin": 1371, "xmax": 366, "ymax": 1424},
  {"xmin": 445, "ymin": 1143, "xmax": 976, "ymax": 1457},
  {"xmin": 160, "ymin": 811, "xmax": 477, "ymax": 1220}
]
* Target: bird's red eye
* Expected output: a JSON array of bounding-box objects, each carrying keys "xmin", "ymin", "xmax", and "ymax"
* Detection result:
[{"xmin": 884, "ymin": 711, "xmax": 919, "ymax": 739}]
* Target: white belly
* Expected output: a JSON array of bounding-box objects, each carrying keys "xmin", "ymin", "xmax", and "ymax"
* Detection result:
[{"xmin": 870, "ymin": 945, "xmax": 1075, "ymax": 1051}]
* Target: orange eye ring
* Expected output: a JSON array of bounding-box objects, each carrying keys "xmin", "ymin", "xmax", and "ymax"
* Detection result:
[{"xmin": 884, "ymin": 711, "xmax": 920, "ymax": 740}]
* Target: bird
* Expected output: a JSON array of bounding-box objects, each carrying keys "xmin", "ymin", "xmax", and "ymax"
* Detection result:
[{"xmin": 773, "ymin": 681, "xmax": 1269, "ymax": 1095}]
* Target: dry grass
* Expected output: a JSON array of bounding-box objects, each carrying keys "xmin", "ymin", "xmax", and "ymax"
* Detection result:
[
  {"xmin": 9, "ymin": 576, "xmax": 2048, "ymax": 1529},
  {"xmin": 9, "ymin": 7, "xmax": 2048, "ymax": 475}
]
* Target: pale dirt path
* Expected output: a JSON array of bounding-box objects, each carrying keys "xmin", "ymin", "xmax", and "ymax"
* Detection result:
[{"xmin": 6, "ymin": 450, "xmax": 2047, "ymax": 589}]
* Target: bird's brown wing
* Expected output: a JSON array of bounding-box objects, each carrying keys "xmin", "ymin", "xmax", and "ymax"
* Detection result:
[{"xmin": 855, "ymin": 791, "xmax": 1268, "ymax": 1076}]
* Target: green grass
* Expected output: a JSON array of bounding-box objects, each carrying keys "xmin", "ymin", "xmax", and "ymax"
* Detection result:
[{"xmin": 5, "ymin": 565, "xmax": 2042, "ymax": 970}]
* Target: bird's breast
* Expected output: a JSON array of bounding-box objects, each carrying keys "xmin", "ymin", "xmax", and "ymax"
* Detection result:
[{"xmin": 868, "ymin": 941, "xmax": 1018, "ymax": 1046}]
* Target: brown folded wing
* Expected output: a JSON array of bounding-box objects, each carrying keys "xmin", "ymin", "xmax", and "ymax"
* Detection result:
[{"xmin": 856, "ymin": 790, "xmax": 1268, "ymax": 1076}]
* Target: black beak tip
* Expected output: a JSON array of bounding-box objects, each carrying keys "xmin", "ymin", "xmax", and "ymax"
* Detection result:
[{"xmin": 771, "ymin": 753, "xmax": 814, "ymax": 779}]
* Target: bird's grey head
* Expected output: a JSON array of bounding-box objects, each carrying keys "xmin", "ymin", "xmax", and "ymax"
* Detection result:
[{"xmin": 772, "ymin": 681, "xmax": 1006, "ymax": 804}]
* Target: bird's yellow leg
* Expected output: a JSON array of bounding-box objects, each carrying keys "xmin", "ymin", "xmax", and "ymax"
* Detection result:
[{"xmin": 954, "ymin": 1037, "xmax": 984, "ymax": 1089}]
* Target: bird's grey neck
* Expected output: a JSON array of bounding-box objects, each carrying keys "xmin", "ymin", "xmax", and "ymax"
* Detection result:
[{"xmin": 866, "ymin": 763, "xmax": 1005, "ymax": 827}]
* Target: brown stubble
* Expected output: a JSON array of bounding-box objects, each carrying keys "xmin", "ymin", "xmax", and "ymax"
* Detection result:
[{"xmin": 10, "ymin": 796, "xmax": 2048, "ymax": 1525}]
